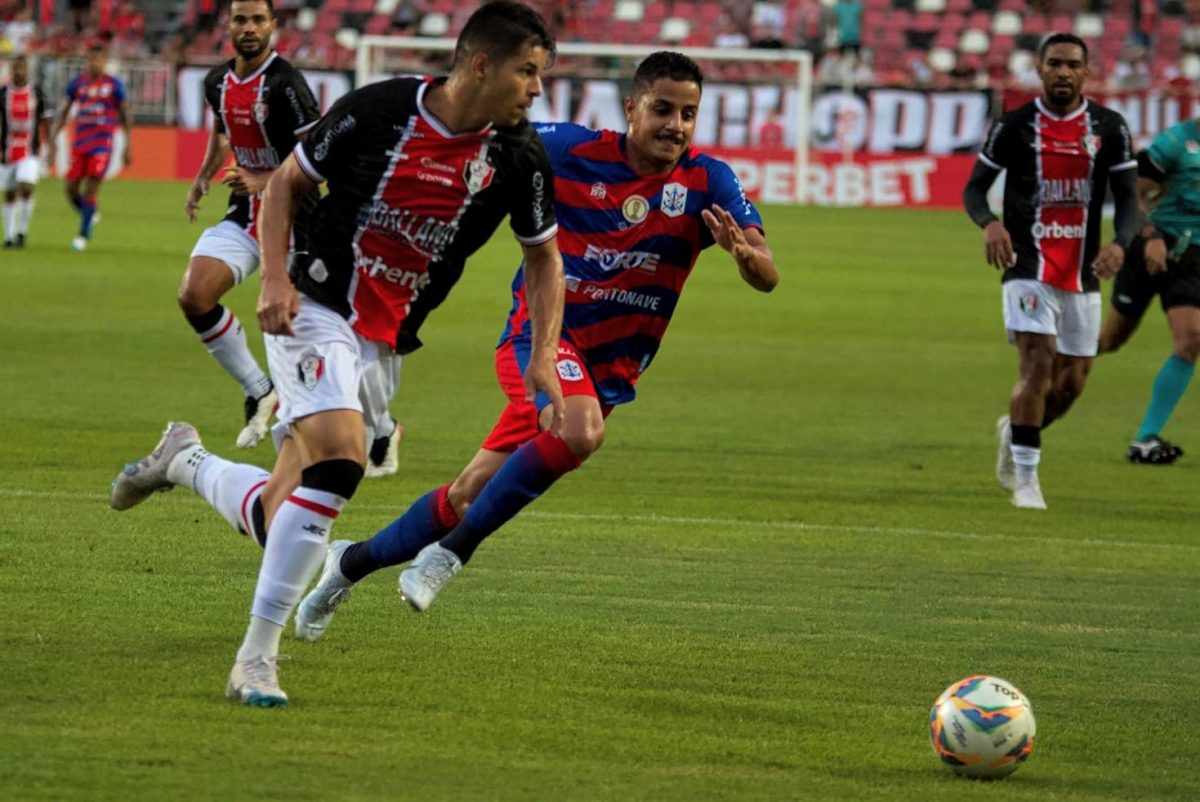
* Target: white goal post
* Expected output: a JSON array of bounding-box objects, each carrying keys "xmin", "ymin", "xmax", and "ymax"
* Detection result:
[{"xmin": 354, "ymin": 37, "xmax": 813, "ymax": 204}]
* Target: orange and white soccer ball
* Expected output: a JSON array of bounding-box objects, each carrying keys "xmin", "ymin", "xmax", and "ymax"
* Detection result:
[{"xmin": 928, "ymin": 675, "xmax": 1036, "ymax": 779}]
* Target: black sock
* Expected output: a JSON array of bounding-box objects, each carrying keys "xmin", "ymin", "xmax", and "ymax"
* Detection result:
[
  {"xmin": 1011, "ymin": 424, "xmax": 1041, "ymax": 449},
  {"xmin": 339, "ymin": 541, "xmax": 382, "ymax": 583},
  {"xmin": 439, "ymin": 522, "xmax": 484, "ymax": 564},
  {"xmin": 185, "ymin": 304, "xmax": 225, "ymax": 334}
]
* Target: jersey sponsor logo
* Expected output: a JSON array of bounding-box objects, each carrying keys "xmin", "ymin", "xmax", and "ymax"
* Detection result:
[
  {"xmin": 313, "ymin": 114, "xmax": 356, "ymax": 162},
  {"xmin": 1188, "ymin": 140, "xmax": 1200, "ymax": 154},
  {"xmin": 590, "ymin": 182, "xmax": 606, "ymax": 200},
  {"xmin": 1038, "ymin": 178, "xmax": 1092, "ymax": 206},
  {"xmin": 297, "ymin": 349, "xmax": 325, "ymax": 389},
  {"xmin": 284, "ymin": 85, "xmax": 306, "ymax": 126},
  {"xmin": 233, "ymin": 145, "xmax": 281, "ymax": 170},
  {"xmin": 364, "ymin": 201, "xmax": 459, "ymax": 257},
  {"xmin": 557, "ymin": 359, "xmax": 585, "ymax": 382},
  {"xmin": 464, "ymin": 157, "xmax": 495, "ymax": 194},
  {"xmin": 417, "ymin": 171, "xmax": 454, "ymax": 187},
  {"xmin": 356, "ymin": 250, "xmax": 433, "ymax": 291},
  {"xmin": 661, "ymin": 183, "xmax": 687, "ymax": 217},
  {"xmin": 420, "ymin": 156, "xmax": 456, "ymax": 174},
  {"xmin": 582, "ymin": 243, "xmax": 660, "ymax": 273},
  {"xmin": 531, "ymin": 171, "xmax": 547, "ymax": 229},
  {"xmin": 579, "ymin": 283, "xmax": 662, "ymax": 311},
  {"xmin": 622, "ymin": 194, "xmax": 649, "ymax": 224},
  {"xmin": 1031, "ymin": 220, "xmax": 1086, "ymax": 240}
]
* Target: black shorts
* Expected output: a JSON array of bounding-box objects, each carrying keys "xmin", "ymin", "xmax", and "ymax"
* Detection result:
[{"xmin": 1111, "ymin": 234, "xmax": 1200, "ymax": 321}]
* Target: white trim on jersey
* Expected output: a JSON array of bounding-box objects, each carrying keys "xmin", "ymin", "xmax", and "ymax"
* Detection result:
[
  {"xmin": 294, "ymin": 119, "xmax": 318, "ymax": 136},
  {"xmin": 1034, "ymin": 109, "xmax": 1045, "ymax": 284},
  {"xmin": 515, "ymin": 223, "xmax": 558, "ymax": 246},
  {"xmin": 1035, "ymin": 96, "xmax": 1088, "ymax": 122},
  {"xmin": 415, "ymin": 80, "xmax": 493, "ymax": 140},
  {"xmin": 225, "ymin": 51, "xmax": 279, "ymax": 85},
  {"xmin": 978, "ymin": 152, "xmax": 1001, "ymax": 171},
  {"xmin": 1111, "ymin": 159, "xmax": 1138, "ymax": 172},
  {"xmin": 293, "ymin": 141, "xmax": 324, "ymax": 183}
]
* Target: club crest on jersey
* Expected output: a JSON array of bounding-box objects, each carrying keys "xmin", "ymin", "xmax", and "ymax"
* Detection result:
[
  {"xmin": 252, "ymin": 101, "xmax": 269, "ymax": 124},
  {"xmin": 622, "ymin": 194, "xmax": 650, "ymax": 225},
  {"xmin": 1019, "ymin": 293, "xmax": 1039, "ymax": 316},
  {"xmin": 1188, "ymin": 140, "xmax": 1200, "ymax": 154},
  {"xmin": 1081, "ymin": 134, "xmax": 1100, "ymax": 156},
  {"xmin": 661, "ymin": 183, "xmax": 688, "ymax": 217},
  {"xmin": 464, "ymin": 158, "xmax": 495, "ymax": 194},
  {"xmin": 590, "ymin": 182, "xmax": 607, "ymax": 200},
  {"xmin": 557, "ymin": 359, "xmax": 585, "ymax": 382},
  {"xmin": 297, "ymin": 349, "xmax": 325, "ymax": 390}
]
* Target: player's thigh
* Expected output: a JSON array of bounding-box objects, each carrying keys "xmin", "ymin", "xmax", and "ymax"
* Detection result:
[
  {"xmin": 187, "ymin": 221, "xmax": 260, "ymax": 289},
  {"xmin": 1111, "ymin": 239, "xmax": 1157, "ymax": 326},
  {"xmin": 14, "ymin": 157, "xmax": 39, "ymax": 188},
  {"xmin": 179, "ymin": 256, "xmax": 238, "ymax": 310},
  {"xmin": 1055, "ymin": 289, "xmax": 1101, "ymax": 358},
  {"xmin": 0, "ymin": 164, "xmax": 17, "ymax": 194},
  {"xmin": 290, "ymin": 409, "xmax": 365, "ymax": 467},
  {"xmin": 1003, "ymin": 279, "xmax": 1060, "ymax": 343},
  {"xmin": 1099, "ymin": 305, "xmax": 1141, "ymax": 353}
]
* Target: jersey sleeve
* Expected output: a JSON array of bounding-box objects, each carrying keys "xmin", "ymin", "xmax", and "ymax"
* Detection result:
[
  {"xmin": 532, "ymin": 122, "xmax": 597, "ymax": 165},
  {"xmin": 112, "ymin": 77, "xmax": 127, "ymax": 104},
  {"xmin": 295, "ymin": 90, "xmax": 367, "ymax": 183},
  {"xmin": 64, "ymin": 76, "xmax": 79, "ymax": 104},
  {"xmin": 507, "ymin": 133, "xmax": 558, "ymax": 245},
  {"xmin": 700, "ymin": 158, "xmax": 764, "ymax": 249},
  {"xmin": 203, "ymin": 68, "xmax": 225, "ymax": 134},
  {"xmin": 978, "ymin": 114, "xmax": 1017, "ymax": 171},
  {"xmin": 280, "ymin": 67, "xmax": 321, "ymax": 135},
  {"xmin": 1101, "ymin": 112, "xmax": 1137, "ymax": 173},
  {"xmin": 1143, "ymin": 124, "xmax": 1183, "ymax": 177}
]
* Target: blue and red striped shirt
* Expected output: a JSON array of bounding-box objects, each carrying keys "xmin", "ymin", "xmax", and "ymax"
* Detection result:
[
  {"xmin": 65, "ymin": 73, "xmax": 126, "ymax": 157},
  {"xmin": 499, "ymin": 122, "xmax": 764, "ymax": 406}
]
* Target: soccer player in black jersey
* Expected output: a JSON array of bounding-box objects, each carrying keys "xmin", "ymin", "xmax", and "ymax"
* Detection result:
[
  {"xmin": 110, "ymin": 1, "xmax": 563, "ymax": 708},
  {"xmin": 181, "ymin": 0, "xmax": 320, "ymax": 449},
  {"xmin": 963, "ymin": 34, "xmax": 1141, "ymax": 510}
]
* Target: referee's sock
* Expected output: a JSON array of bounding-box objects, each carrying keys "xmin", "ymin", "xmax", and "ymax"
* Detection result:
[
  {"xmin": 439, "ymin": 430, "xmax": 581, "ymax": 565},
  {"xmin": 1136, "ymin": 354, "xmax": 1195, "ymax": 441},
  {"xmin": 339, "ymin": 484, "xmax": 459, "ymax": 582}
]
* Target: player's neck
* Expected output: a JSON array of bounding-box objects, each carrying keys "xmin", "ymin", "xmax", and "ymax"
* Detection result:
[
  {"xmin": 625, "ymin": 146, "xmax": 679, "ymax": 178},
  {"xmin": 1040, "ymin": 94, "xmax": 1084, "ymax": 116},
  {"xmin": 425, "ymin": 77, "xmax": 491, "ymax": 134},
  {"xmin": 235, "ymin": 50, "xmax": 273, "ymax": 79}
]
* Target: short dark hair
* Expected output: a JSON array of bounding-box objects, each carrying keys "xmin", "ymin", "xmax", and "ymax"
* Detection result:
[
  {"xmin": 454, "ymin": 1, "xmax": 555, "ymax": 68},
  {"xmin": 632, "ymin": 51, "xmax": 704, "ymax": 96},
  {"xmin": 231, "ymin": 0, "xmax": 276, "ymax": 13},
  {"xmin": 1039, "ymin": 33, "xmax": 1088, "ymax": 63}
]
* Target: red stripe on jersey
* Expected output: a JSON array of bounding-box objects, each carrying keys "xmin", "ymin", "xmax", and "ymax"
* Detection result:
[
  {"xmin": 588, "ymin": 355, "xmax": 646, "ymax": 386},
  {"xmin": 4, "ymin": 87, "xmax": 34, "ymax": 162},
  {"xmin": 286, "ymin": 494, "xmax": 340, "ymax": 519},
  {"xmin": 1035, "ymin": 108, "xmax": 1092, "ymax": 292},
  {"xmin": 571, "ymin": 313, "xmax": 672, "ymax": 354}
]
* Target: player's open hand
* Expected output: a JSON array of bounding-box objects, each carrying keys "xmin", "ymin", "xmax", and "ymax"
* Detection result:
[
  {"xmin": 186, "ymin": 178, "xmax": 209, "ymax": 222},
  {"xmin": 1144, "ymin": 237, "xmax": 1168, "ymax": 275},
  {"xmin": 983, "ymin": 221, "xmax": 1015, "ymax": 270},
  {"xmin": 1091, "ymin": 242, "xmax": 1125, "ymax": 279},
  {"xmin": 702, "ymin": 204, "xmax": 754, "ymax": 264},
  {"xmin": 524, "ymin": 350, "xmax": 566, "ymax": 433},
  {"xmin": 257, "ymin": 278, "xmax": 299, "ymax": 336},
  {"xmin": 223, "ymin": 166, "xmax": 269, "ymax": 197}
]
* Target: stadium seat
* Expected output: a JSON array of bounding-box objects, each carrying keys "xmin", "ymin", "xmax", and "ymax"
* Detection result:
[
  {"xmin": 660, "ymin": 17, "xmax": 690, "ymax": 42},
  {"xmin": 914, "ymin": 0, "xmax": 945, "ymax": 11},
  {"xmin": 992, "ymin": 10, "xmax": 1021, "ymax": 35},
  {"xmin": 335, "ymin": 28, "xmax": 359, "ymax": 49},
  {"xmin": 960, "ymin": 28, "xmax": 990, "ymax": 53},
  {"xmin": 614, "ymin": 0, "xmax": 644, "ymax": 22},
  {"xmin": 418, "ymin": 12, "xmax": 448, "ymax": 36},
  {"xmin": 1073, "ymin": 13, "xmax": 1103, "ymax": 38},
  {"xmin": 929, "ymin": 47, "xmax": 956, "ymax": 71},
  {"xmin": 297, "ymin": 7, "xmax": 316, "ymax": 30}
]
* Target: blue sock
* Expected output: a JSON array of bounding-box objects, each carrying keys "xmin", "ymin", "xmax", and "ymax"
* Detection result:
[
  {"xmin": 339, "ymin": 485, "xmax": 459, "ymax": 581},
  {"xmin": 1136, "ymin": 354, "xmax": 1195, "ymax": 441},
  {"xmin": 79, "ymin": 199, "xmax": 96, "ymax": 238},
  {"xmin": 440, "ymin": 430, "xmax": 580, "ymax": 564}
]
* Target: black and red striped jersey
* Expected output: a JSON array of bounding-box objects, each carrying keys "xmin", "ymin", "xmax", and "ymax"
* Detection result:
[
  {"xmin": 203, "ymin": 52, "xmax": 319, "ymax": 240},
  {"xmin": 292, "ymin": 77, "xmax": 558, "ymax": 346},
  {"xmin": 979, "ymin": 97, "xmax": 1136, "ymax": 293},
  {"xmin": 0, "ymin": 84, "xmax": 49, "ymax": 164}
]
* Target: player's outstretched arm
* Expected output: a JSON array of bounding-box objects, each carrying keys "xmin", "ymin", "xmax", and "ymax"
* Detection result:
[
  {"xmin": 187, "ymin": 129, "xmax": 230, "ymax": 222},
  {"xmin": 701, "ymin": 204, "xmax": 778, "ymax": 292},
  {"xmin": 521, "ymin": 238, "xmax": 566, "ymax": 433},
  {"xmin": 256, "ymin": 155, "xmax": 315, "ymax": 336}
]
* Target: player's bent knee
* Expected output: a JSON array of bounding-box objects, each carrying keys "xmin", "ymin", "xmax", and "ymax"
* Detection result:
[
  {"xmin": 300, "ymin": 459, "xmax": 365, "ymax": 501},
  {"xmin": 560, "ymin": 424, "xmax": 604, "ymax": 461}
]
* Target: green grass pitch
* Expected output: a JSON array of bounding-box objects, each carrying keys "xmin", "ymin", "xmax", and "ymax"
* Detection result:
[{"xmin": 0, "ymin": 179, "xmax": 1196, "ymax": 801}]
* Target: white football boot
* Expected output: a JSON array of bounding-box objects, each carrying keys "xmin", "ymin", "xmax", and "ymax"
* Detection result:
[
  {"xmin": 399, "ymin": 543, "xmax": 462, "ymax": 612},
  {"xmin": 226, "ymin": 655, "xmax": 288, "ymax": 708},
  {"xmin": 71, "ymin": 236, "xmax": 87, "ymax": 251},
  {"xmin": 236, "ymin": 387, "xmax": 277, "ymax": 449},
  {"xmin": 996, "ymin": 415, "xmax": 1017, "ymax": 492},
  {"xmin": 110, "ymin": 422, "xmax": 202, "ymax": 511},
  {"xmin": 1011, "ymin": 478, "xmax": 1047, "ymax": 510},
  {"xmin": 295, "ymin": 540, "xmax": 356, "ymax": 642}
]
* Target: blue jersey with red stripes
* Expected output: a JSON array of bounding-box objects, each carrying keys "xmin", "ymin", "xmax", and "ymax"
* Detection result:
[
  {"xmin": 65, "ymin": 73, "xmax": 126, "ymax": 157},
  {"xmin": 498, "ymin": 122, "xmax": 763, "ymax": 406}
]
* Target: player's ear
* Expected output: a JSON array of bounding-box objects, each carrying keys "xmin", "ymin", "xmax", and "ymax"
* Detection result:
[
  {"xmin": 623, "ymin": 95, "xmax": 635, "ymax": 123},
  {"xmin": 469, "ymin": 51, "xmax": 490, "ymax": 82}
]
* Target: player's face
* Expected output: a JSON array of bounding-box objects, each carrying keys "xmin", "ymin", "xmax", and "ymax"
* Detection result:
[
  {"xmin": 1038, "ymin": 43, "xmax": 1089, "ymax": 108},
  {"xmin": 480, "ymin": 44, "xmax": 549, "ymax": 127},
  {"xmin": 10, "ymin": 59, "xmax": 28, "ymax": 85},
  {"xmin": 86, "ymin": 50, "xmax": 107, "ymax": 77},
  {"xmin": 625, "ymin": 79, "xmax": 701, "ymax": 170},
  {"xmin": 229, "ymin": 0, "xmax": 276, "ymax": 60}
]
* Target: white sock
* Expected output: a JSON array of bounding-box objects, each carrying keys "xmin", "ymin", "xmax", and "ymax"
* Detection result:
[
  {"xmin": 167, "ymin": 445, "xmax": 270, "ymax": 538},
  {"xmin": 1011, "ymin": 444, "xmax": 1040, "ymax": 484},
  {"xmin": 195, "ymin": 307, "xmax": 273, "ymax": 399},
  {"xmin": 247, "ymin": 486, "xmax": 347, "ymax": 631},
  {"xmin": 2, "ymin": 202, "xmax": 14, "ymax": 241},
  {"xmin": 16, "ymin": 197, "xmax": 33, "ymax": 235},
  {"xmin": 359, "ymin": 353, "xmax": 403, "ymax": 441},
  {"xmin": 236, "ymin": 615, "xmax": 283, "ymax": 662}
]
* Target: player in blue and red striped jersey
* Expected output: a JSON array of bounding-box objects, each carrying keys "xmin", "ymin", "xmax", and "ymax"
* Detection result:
[
  {"xmin": 48, "ymin": 42, "xmax": 131, "ymax": 251},
  {"xmin": 295, "ymin": 51, "xmax": 780, "ymax": 633}
]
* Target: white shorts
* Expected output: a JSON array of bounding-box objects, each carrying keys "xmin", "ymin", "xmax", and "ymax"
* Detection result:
[
  {"xmin": 0, "ymin": 157, "xmax": 40, "ymax": 191},
  {"xmin": 1002, "ymin": 279, "xmax": 1102, "ymax": 357},
  {"xmin": 264, "ymin": 296, "xmax": 386, "ymax": 426},
  {"xmin": 189, "ymin": 220, "xmax": 260, "ymax": 284}
]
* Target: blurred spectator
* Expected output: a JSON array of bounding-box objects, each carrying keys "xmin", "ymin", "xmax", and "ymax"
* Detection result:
[
  {"xmin": 792, "ymin": 0, "xmax": 826, "ymax": 54},
  {"xmin": 758, "ymin": 113, "xmax": 785, "ymax": 147},
  {"xmin": 111, "ymin": 1, "xmax": 144, "ymax": 41},
  {"xmin": 4, "ymin": 7, "xmax": 37, "ymax": 51},
  {"xmin": 750, "ymin": 21, "xmax": 786, "ymax": 49},
  {"xmin": 947, "ymin": 53, "xmax": 980, "ymax": 89},
  {"xmin": 1108, "ymin": 43, "xmax": 1152, "ymax": 90},
  {"xmin": 390, "ymin": 0, "xmax": 425, "ymax": 32},
  {"xmin": 68, "ymin": 0, "xmax": 91, "ymax": 34},
  {"xmin": 833, "ymin": 0, "xmax": 863, "ymax": 61},
  {"xmin": 1182, "ymin": 0, "xmax": 1200, "ymax": 56},
  {"xmin": 713, "ymin": 14, "xmax": 749, "ymax": 48},
  {"xmin": 908, "ymin": 51, "xmax": 935, "ymax": 87}
]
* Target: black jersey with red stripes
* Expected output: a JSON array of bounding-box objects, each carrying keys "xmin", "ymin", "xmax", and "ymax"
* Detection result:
[
  {"xmin": 1, "ymin": 84, "xmax": 49, "ymax": 163},
  {"xmin": 292, "ymin": 77, "xmax": 558, "ymax": 346},
  {"xmin": 203, "ymin": 52, "xmax": 319, "ymax": 241},
  {"xmin": 979, "ymin": 97, "xmax": 1136, "ymax": 293}
]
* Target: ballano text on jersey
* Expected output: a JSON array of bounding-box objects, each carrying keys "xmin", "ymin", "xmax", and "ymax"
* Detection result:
[{"xmin": 364, "ymin": 202, "xmax": 459, "ymax": 258}]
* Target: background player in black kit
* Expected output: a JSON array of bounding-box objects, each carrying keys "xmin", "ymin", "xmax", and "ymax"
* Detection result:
[
  {"xmin": 1, "ymin": 55, "xmax": 51, "ymax": 249},
  {"xmin": 110, "ymin": 1, "xmax": 564, "ymax": 708},
  {"xmin": 182, "ymin": 0, "xmax": 319, "ymax": 449},
  {"xmin": 963, "ymin": 33, "xmax": 1141, "ymax": 510}
]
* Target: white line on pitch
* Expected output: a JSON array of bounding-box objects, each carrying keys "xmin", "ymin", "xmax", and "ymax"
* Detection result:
[{"xmin": 6, "ymin": 487, "xmax": 1198, "ymax": 554}]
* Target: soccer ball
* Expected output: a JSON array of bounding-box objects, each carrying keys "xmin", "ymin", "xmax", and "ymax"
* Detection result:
[{"xmin": 928, "ymin": 675, "xmax": 1036, "ymax": 779}]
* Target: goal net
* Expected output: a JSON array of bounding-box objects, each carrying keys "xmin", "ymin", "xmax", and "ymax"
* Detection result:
[{"xmin": 354, "ymin": 37, "xmax": 813, "ymax": 204}]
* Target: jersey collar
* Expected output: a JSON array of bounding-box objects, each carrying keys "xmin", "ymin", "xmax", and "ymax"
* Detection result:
[
  {"xmin": 227, "ymin": 51, "xmax": 278, "ymax": 85},
  {"xmin": 416, "ymin": 79, "xmax": 494, "ymax": 139},
  {"xmin": 1035, "ymin": 96, "xmax": 1088, "ymax": 121}
]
